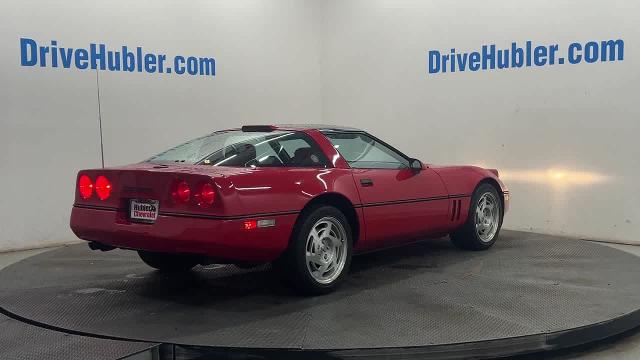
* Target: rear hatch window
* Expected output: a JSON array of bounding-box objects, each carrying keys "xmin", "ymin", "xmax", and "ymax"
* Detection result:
[{"xmin": 147, "ymin": 130, "xmax": 328, "ymax": 168}]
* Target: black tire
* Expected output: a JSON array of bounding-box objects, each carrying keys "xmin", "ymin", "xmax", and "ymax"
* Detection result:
[
  {"xmin": 138, "ymin": 251, "xmax": 200, "ymax": 272},
  {"xmin": 276, "ymin": 205, "xmax": 353, "ymax": 295},
  {"xmin": 450, "ymin": 183, "xmax": 503, "ymax": 251}
]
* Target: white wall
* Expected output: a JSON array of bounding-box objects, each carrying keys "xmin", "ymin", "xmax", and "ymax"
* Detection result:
[
  {"xmin": 322, "ymin": 0, "xmax": 640, "ymax": 243},
  {"xmin": 0, "ymin": 0, "xmax": 323, "ymax": 250},
  {"xmin": 1, "ymin": 0, "xmax": 638, "ymax": 251}
]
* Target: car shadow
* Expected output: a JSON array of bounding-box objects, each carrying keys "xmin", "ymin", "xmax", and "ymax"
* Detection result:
[{"xmin": 131, "ymin": 234, "xmax": 503, "ymax": 308}]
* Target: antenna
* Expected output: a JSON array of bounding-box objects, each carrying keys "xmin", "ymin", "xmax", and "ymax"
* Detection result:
[{"xmin": 95, "ymin": 70, "xmax": 105, "ymax": 168}]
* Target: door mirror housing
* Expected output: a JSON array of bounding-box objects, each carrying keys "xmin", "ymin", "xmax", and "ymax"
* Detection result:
[{"xmin": 409, "ymin": 158, "xmax": 423, "ymax": 172}]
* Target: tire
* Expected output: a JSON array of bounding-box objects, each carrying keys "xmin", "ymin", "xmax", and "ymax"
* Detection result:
[
  {"xmin": 138, "ymin": 251, "xmax": 200, "ymax": 272},
  {"xmin": 450, "ymin": 183, "xmax": 503, "ymax": 251},
  {"xmin": 277, "ymin": 205, "xmax": 353, "ymax": 295}
]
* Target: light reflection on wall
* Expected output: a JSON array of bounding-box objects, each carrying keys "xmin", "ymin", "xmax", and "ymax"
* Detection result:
[
  {"xmin": 499, "ymin": 168, "xmax": 610, "ymax": 187},
  {"xmin": 483, "ymin": 166, "xmax": 612, "ymax": 235}
]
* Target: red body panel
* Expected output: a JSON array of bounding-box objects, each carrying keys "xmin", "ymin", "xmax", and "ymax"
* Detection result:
[
  {"xmin": 350, "ymin": 167, "xmax": 450, "ymax": 250},
  {"xmin": 430, "ymin": 165, "xmax": 510, "ymax": 217},
  {"xmin": 71, "ymin": 207, "xmax": 295, "ymax": 262},
  {"xmin": 70, "ymin": 126, "xmax": 509, "ymax": 262}
]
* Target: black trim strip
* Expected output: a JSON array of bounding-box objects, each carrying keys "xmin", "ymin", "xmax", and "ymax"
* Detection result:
[
  {"xmin": 73, "ymin": 204, "xmax": 299, "ymax": 221},
  {"xmin": 449, "ymin": 193, "xmax": 470, "ymax": 199},
  {"xmin": 157, "ymin": 210, "xmax": 300, "ymax": 221},
  {"xmin": 74, "ymin": 204, "xmax": 119, "ymax": 212},
  {"xmin": 355, "ymin": 194, "xmax": 470, "ymax": 209},
  {"xmin": 74, "ymin": 204, "xmax": 300, "ymax": 220},
  {"xmin": 75, "ymin": 194, "xmax": 471, "ymax": 220}
]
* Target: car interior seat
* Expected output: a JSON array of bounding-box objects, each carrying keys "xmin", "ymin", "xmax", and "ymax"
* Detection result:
[
  {"xmin": 233, "ymin": 143, "xmax": 257, "ymax": 166},
  {"xmin": 290, "ymin": 147, "xmax": 321, "ymax": 167}
]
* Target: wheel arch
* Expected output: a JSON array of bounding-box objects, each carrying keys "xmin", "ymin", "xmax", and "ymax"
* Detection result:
[{"xmin": 295, "ymin": 192, "xmax": 360, "ymax": 247}]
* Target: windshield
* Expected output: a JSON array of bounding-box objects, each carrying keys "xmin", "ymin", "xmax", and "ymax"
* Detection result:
[{"xmin": 147, "ymin": 130, "xmax": 328, "ymax": 168}]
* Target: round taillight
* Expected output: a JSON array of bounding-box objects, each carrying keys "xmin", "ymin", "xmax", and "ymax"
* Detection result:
[
  {"xmin": 196, "ymin": 183, "xmax": 216, "ymax": 207},
  {"xmin": 79, "ymin": 175, "xmax": 94, "ymax": 199},
  {"xmin": 172, "ymin": 181, "xmax": 191, "ymax": 203},
  {"xmin": 95, "ymin": 176, "xmax": 112, "ymax": 201}
]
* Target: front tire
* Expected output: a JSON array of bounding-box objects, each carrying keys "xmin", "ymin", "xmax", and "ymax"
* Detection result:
[
  {"xmin": 450, "ymin": 183, "xmax": 503, "ymax": 251},
  {"xmin": 277, "ymin": 205, "xmax": 353, "ymax": 295},
  {"xmin": 138, "ymin": 251, "xmax": 200, "ymax": 273}
]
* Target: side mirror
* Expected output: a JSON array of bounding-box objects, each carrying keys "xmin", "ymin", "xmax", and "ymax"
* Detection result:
[{"xmin": 409, "ymin": 158, "xmax": 423, "ymax": 172}]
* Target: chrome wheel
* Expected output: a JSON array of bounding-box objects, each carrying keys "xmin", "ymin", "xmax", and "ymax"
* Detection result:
[
  {"xmin": 305, "ymin": 217, "xmax": 348, "ymax": 284},
  {"xmin": 475, "ymin": 192, "xmax": 500, "ymax": 242}
]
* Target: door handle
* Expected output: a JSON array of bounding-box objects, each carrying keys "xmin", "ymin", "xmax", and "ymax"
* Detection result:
[{"xmin": 360, "ymin": 178, "xmax": 374, "ymax": 187}]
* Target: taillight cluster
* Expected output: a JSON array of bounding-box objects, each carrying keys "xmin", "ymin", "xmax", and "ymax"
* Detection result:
[
  {"xmin": 78, "ymin": 174, "xmax": 112, "ymax": 200},
  {"xmin": 171, "ymin": 181, "xmax": 191, "ymax": 203},
  {"xmin": 171, "ymin": 180, "xmax": 216, "ymax": 207}
]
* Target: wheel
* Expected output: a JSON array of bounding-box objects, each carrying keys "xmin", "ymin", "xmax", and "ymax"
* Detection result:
[
  {"xmin": 450, "ymin": 183, "xmax": 503, "ymax": 251},
  {"xmin": 138, "ymin": 251, "xmax": 200, "ymax": 272},
  {"xmin": 277, "ymin": 205, "xmax": 353, "ymax": 295}
]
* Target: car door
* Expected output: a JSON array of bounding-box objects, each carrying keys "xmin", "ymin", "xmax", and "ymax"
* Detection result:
[{"xmin": 323, "ymin": 132, "xmax": 450, "ymax": 250}]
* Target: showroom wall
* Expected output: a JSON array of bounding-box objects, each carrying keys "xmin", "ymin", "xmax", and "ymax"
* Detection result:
[
  {"xmin": 0, "ymin": 0, "xmax": 324, "ymax": 250},
  {"xmin": 0, "ymin": 0, "xmax": 638, "ymax": 251},
  {"xmin": 322, "ymin": 0, "xmax": 639, "ymax": 243}
]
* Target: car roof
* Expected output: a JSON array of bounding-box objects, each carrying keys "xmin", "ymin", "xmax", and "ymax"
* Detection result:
[{"xmin": 242, "ymin": 124, "xmax": 364, "ymax": 132}]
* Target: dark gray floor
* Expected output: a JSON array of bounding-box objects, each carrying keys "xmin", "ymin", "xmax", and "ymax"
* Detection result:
[
  {"xmin": 0, "ymin": 313, "xmax": 155, "ymax": 360},
  {"xmin": 1, "ymin": 230, "xmax": 639, "ymax": 353}
]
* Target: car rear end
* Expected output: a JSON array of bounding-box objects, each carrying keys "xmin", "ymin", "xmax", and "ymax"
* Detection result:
[{"xmin": 69, "ymin": 163, "xmax": 294, "ymax": 262}]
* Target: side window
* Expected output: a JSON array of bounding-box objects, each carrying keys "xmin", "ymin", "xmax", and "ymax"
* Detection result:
[{"xmin": 324, "ymin": 132, "xmax": 409, "ymax": 169}]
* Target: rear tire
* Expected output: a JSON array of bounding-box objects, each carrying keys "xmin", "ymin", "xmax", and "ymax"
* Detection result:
[
  {"xmin": 450, "ymin": 183, "xmax": 503, "ymax": 251},
  {"xmin": 276, "ymin": 205, "xmax": 353, "ymax": 295},
  {"xmin": 138, "ymin": 251, "xmax": 200, "ymax": 272}
]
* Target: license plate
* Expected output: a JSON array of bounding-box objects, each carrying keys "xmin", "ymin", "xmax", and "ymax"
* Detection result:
[{"xmin": 129, "ymin": 199, "xmax": 159, "ymax": 223}]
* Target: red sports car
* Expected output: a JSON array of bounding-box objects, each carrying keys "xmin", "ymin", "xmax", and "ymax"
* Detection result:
[{"xmin": 70, "ymin": 125, "xmax": 509, "ymax": 294}]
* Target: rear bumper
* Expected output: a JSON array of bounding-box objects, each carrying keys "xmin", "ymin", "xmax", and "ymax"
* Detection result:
[{"xmin": 70, "ymin": 206, "xmax": 297, "ymax": 262}]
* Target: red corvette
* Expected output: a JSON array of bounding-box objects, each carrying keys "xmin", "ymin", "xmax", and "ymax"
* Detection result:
[{"xmin": 70, "ymin": 125, "xmax": 509, "ymax": 294}]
